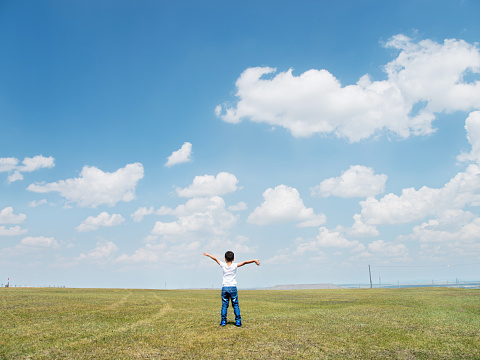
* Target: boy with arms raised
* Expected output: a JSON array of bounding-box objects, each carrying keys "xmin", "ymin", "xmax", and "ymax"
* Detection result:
[{"xmin": 203, "ymin": 251, "xmax": 260, "ymax": 326}]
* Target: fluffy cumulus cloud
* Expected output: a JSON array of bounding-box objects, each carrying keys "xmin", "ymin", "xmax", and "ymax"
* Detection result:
[
  {"xmin": 176, "ymin": 172, "xmax": 240, "ymax": 197},
  {"xmin": 247, "ymin": 185, "xmax": 326, "ymax": 227},
  {"xmin": 396, "ymin": 210, "xmax": 480, "ymax": 259},
  {"xmin": 384, "ymin": 36, "xmax": 480, "ymax": 114},
  {"xmin": 27, "ymin": 163, "xmax": 144, "ymax": 207},
  {"xmin": 356, "ymin": 164, "xmax": 480, "ymax": 228},
  {"xmin": 267, "ymin": 227, "xmax": 410, "ymax": 265},
  {"xmin": 0, "ymin": 207, "xmax": 26, "ymax": 224},
  {"xmin": 152, "ymin": 196, "xmax": 237, "ymax": 237},
  {"xmin": 311, "ymin": 165, "xmax": 387, "ymax": 198},
  {"xmin": 165, "ymin": 142, "xmax": 193, "ymax": 167},
  {"xmin": 458, "ymin": 111, "xmax": 480, "ymax": 164},
  {"xmin": 0, "ymin": 157, "xmax": 18, "ymax": 172},
  {"xmin": 76, "ymin": 212, "xmax": 125, "ymax": 232},
  {"xmin": 216, "ymin": 35, "xmax": 480, "ymax": 142},
  {"xmin": 0, "ymin": 208, "xmax": 28, "ymax": 237},
  {"xmin": 0, "ymin": 155, "xmax": 54, "ymax": 183}
]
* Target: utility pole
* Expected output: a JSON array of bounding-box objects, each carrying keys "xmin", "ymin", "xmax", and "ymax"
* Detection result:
[{"xmin": 368, "ymin": 265, "xmax": 372, "ymax": 289}]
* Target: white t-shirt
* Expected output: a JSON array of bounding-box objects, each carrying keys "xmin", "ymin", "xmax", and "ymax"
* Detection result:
[{"xmin": 220, "ymin": 262, "xmax": 238, "ymax": 286}]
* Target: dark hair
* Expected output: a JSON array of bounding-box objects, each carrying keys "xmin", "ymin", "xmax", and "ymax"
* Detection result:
[{"xmin": 225, "ymin": 251, "xmax": 234, "ymax": 262}]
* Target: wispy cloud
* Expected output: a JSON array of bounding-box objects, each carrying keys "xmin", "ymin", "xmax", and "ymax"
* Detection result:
[{"xmin": 20, "ymin": 236, "xmax": 58, "ymax": 248}]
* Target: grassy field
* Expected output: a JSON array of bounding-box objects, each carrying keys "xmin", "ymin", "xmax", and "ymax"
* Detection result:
[{"xmin": 1, "ymin": 287, "xmax": 479, "ymax": 359}]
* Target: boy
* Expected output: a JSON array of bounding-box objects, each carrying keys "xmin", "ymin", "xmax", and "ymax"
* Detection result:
[{"xmin": 203, "ymin": 251, "xmax": 260, "ymax": 327}]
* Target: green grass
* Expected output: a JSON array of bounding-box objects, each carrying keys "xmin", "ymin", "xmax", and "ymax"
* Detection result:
[{"xmin": 1, "ymin": 287, "xmax": 479, "ymax": 359}]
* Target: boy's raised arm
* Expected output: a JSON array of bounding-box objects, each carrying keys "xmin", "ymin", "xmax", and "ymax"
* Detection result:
[
  {"xmin": 203, "ymin": 252, "xmax": 221, "ymax": 265},
  {"xmin": 237, "ymin": 259, "xmax": 260, "ymax": 267}
]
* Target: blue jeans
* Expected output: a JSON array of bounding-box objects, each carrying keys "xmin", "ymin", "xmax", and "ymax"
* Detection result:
[{"xmin": 221, "ymin": 286, "xmax": 241, "ymax": 322}]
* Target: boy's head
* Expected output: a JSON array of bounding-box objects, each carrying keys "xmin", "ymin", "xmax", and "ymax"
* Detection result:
[{"xmin": 225, "ymin": 251, "xmax": 234, "ymax": 262}]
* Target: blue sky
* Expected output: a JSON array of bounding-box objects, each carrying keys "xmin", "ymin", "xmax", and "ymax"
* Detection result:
[{"xmin": 1, "ymin": 0, "xmax": 480, "ymax": 289}]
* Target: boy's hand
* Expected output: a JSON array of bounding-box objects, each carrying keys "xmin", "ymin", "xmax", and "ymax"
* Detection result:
[
  {"xmin": 203, "ymin": 252, "xmax": 220, "ymax": 265},
  {"xmin": 238, "ymin": 259, "xmax": 261, "ymax": 267}
]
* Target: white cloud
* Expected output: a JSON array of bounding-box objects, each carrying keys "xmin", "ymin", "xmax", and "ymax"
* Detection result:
[
  {"xmin": 27, "ymin": 163, "xmax": 144, "ymax": 208},
  {"xmin": 0, "ymin": 207, "xmax": 26, "ymax": 224},
  {"xmin": 228, "ymin": 201, "xmax": 247, "ymax": 211},
  {"xmin": 356, "ymin": 164, "xmax": 480, "ymax": 228},
  {"xmin": 78, "ymin": 241, "xmax": 118, "ymax": 262},
  {"xmin": 384, "ymin": 35, "xmax": 480, "ymax": 114},
  {"xmin": 152, "ymin": 221, "xmax": 183, "ymax": 235},
  {"xmin": 176, "ymin": 172, "xmax": 240, "ymax": 197},
  {"xmin": 131, "ymin": 206, "xmax": 155, "ymax": 222},
  {"xmin": 165, "ymin": 142, "xmax": 193, "ymax": 167},
  {"xmin": 405, "ymin": 210, "xmax": 480, "ymax": 243},
  {"xmin": 76, "ymin": 212, "xmax": 125, "ymax": 232},
  {"xmin": 117, "ymin": 234, "xmax": 256, "ymax": 266},
  {"xmin": 0, "ymin": 226, "xmax": 28, "ymax": 236},
  {"xmin": 7, "ymin": 171, "xmax": 24, "ymax": 183},
  {"xmin": 21, "ymin": 155, "xmax": 55, "ymax": 172},
  {"xmin": 405, "ymin": 211, "xmax": 480, "ymax": 259},
  {"xmin": 28, "ymin": 199, "xmax": 48, "ymax": 208},
  {"xmin": 143, "ymin": 235, "xmax": 159, "ymax": 243},
  {"xmin": 457, "ymin": 111, "xmax": 480, "ymax": 164},
  {"xmin": 4, "ymin": 155, "xmax": 55, "ymax": 183},
  {"xmin": 295, "ymin": 227, "xmax": 364, "ymax": 255},
  {"xmin": 152, "ymin": 196, "xmax": 237, "ymax": 237},
  {"xmin": 21, "ymin": 236, "xmax": 58, "ymax": 248},
  {"xmin": 349, "ymin": 214, "xmax": 380, "ymax": 237},
  {"xmin": 156, "ymin": 206, "xmax": 174, "ymax": 215},
  {"xmin": 216, "ymin": 36, "xmax": 480, "ymax": 142},
  {"xmin": 359, "ymin": 187, "xmax": 441, "ymax": 226},
  {"xmin": 229, "ymin": 235, "xmax": 257, "ymax": 254},
  {"xmin": 247, "ymin": 185, "xmax": 326, "ymax": 227},
  {"xmin": 116, "ymin": 243, "xmax": 166, "ymax": 264},
  {"xmin": 0, "ymin": 157, "xmax": 19, "ymax": 172},
  {"xmin": 368, "ymin": 240, "xmax": 410, "ymax": 262},
  {"xmin": 311, "ymin": 165, "xmax": 387, "ymax": 198},
  {"xmin": 316, "ymin": 227, "xmax": 363, "ymax": 249}
]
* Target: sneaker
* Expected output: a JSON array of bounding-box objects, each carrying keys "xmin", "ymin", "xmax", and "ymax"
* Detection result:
[
  {"xmin": 235, "ymin": 320, "xmax": 242, "ymax": 327},
  {"xmin": 220, "ymin": 320, "xmax": 227, "ymax": 326}
]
